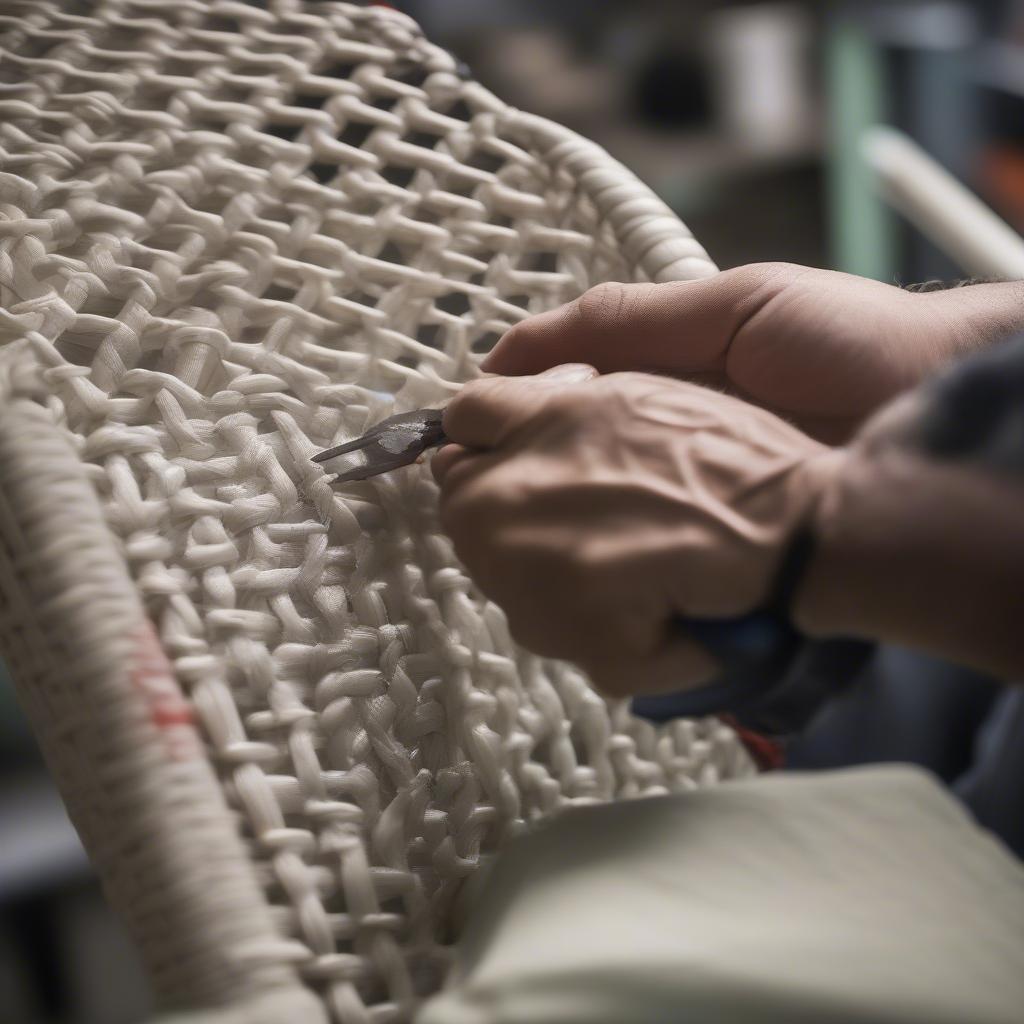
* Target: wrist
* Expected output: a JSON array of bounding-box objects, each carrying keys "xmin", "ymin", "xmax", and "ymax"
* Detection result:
[
  {"xmin": 792, "ymin": 443, "xmax": 1024, "ymax": 677},
  {"xmin": 790, "ymin": 448, "xmax": 887, "ymax": 640}
]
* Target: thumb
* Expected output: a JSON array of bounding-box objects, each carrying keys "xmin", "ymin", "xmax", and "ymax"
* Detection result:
[
  {"xmin": 443, "ymin": 363, "xmax": 596, "ymax": 449},
  {"xmin": 481, "ymin": 266, "xmax": 790, "ymax": 377}
]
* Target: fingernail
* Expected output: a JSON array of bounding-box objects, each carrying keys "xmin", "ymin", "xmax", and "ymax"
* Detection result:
[{"xmin": 538, "ymin": 363, "xmax": 597, "ymax": 384}]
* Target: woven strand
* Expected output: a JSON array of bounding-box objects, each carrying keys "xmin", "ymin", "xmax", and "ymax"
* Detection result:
[
  {"xmin": 0, "ymin": 3, "xmax": 753, "ymax": 1022},
  {"xmin": 0, "ymin": 347, "xmax": 323, "ymax": 1015}
]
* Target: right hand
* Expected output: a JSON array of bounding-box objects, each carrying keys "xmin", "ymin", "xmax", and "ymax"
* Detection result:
[
  {"xmin": 433, "ymin": 367, "xmax": 838, "ymax": 696},
  {"xmin": 483, "ymin": 264, "xmax": 1024, "ymax": 443}
]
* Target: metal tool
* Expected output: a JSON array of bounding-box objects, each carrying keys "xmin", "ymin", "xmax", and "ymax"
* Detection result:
[
  {"xmin": 312, "ymin": 408, "xmax": 447, "ymax": 482},
  {"xmin": 315, "ymin": 410, "xmax": 870, "ymax": 734}
]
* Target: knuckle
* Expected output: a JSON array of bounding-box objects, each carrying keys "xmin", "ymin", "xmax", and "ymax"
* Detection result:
[
  {"xmin": 541, "ymin": 389, "xmax": 589, "ymax": 425},
  {"xmin": 450, "ymin": 376, "xmax": 494, "ymax": 412},
  {"xmin": 541, "ymin": 383, "xmax": 607, "ymax": 430},
  {"xmin": 444, "ymin": 376, "xmax": 513, "ymax": 429},
  {"xmin": 741, "ymin": 261, "xmax": 804, "ymax": 284},
  {"xmin": 724, "ymin": 261, "xmax": 807, "ymax": 298},
  {"xmin": 597, "ymin": 370, "xmax": 655, "ymax": 396},
  {"xmin": 575, "ymin": 281, "xmax": 631, "ymax": 328},
  {"xmin": 760, "ymin": 261, "xmax": 805, "ymax": 280},
  {"xmin": 440, "ymin": 388, "xmax": 476, "ymax": 437}
]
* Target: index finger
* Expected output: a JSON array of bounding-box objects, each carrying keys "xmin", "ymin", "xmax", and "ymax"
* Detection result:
[
  {"xmin": 442, "ymin": 376, "xmax": 557, "ymax": 450},
  {"xmin": 443, "ymin": 364, "xmax": 597, "ymax": 449}
]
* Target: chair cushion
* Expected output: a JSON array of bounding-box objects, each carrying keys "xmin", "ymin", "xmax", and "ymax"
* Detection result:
[{"xmin": 418, "ymin": 765, "xmax": 1024, "ymax": 1024}]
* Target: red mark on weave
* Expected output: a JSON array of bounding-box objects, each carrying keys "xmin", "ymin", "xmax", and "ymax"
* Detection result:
[
  {"xmin": 721, "ymin": 715, "xmax": 785, "ymax": 772},
  {"xmin": 152, "ymin": 704, "xmax": 196, "ymax": 729},
  {"xmin": 131, "ymin": 621, "xmax": 200, "ymax": 762}
]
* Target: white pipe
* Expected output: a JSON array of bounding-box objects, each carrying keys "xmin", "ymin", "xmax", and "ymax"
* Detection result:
[{"xmin": 862, "ymin": 125, "xmax": 1024, "ymax": 280}]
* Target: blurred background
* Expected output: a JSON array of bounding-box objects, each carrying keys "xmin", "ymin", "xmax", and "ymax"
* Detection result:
[
  {"xmin": 4, "ymin": 1, "xmax": 1024, "ymax": 1020},
  {"xmin": 406, "ymin": 0, "xmax": 1024, "ymax": 281}
]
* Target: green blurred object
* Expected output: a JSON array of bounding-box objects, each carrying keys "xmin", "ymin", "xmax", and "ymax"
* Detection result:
[{"xmin": 827, "ymin": 13, "xmax": 897, "ymax": 281}]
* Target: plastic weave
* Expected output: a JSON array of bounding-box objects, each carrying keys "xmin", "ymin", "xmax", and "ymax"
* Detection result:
[{"xmin": 0, "ymin": 3, "xmax": 754, "ymax": 1022}]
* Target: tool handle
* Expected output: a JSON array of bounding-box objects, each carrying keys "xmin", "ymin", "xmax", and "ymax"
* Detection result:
[{"xmin": 631, "ymin": 611, "xmax": 801, "ymax": 721}]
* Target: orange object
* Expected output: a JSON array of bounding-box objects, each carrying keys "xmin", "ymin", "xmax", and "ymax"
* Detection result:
[{"xmin": 978, "ymin": 144, "xmax": 1024, "ymax": 231}]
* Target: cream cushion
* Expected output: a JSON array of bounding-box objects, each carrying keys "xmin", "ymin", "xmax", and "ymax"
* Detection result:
[{"xmin": 418, "ymin": 766, "xmax": 1024, "ymax": 1024}]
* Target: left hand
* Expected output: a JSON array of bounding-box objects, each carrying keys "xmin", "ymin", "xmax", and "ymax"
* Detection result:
[
  {"xmin": 480, "ymin": 266, "xmax": 1024, "ymax": 444},
  {"xmin": 433, "ymin": 366, "xmax": 843, "ymax": 697}
]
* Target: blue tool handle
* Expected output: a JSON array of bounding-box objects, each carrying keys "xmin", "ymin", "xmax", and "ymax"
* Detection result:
[
  {"xmin": 631, "ymin": 611, "xmax": 801, "ymax": 721},
  {"xmin": 687, "ymin": 612, "xmax": 796, "ymax": 667}
]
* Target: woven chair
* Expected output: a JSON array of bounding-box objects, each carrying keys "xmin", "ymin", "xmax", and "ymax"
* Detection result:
[{"xmin": 0, "ymin": 3, "xmax": 755, "ymax": 1022}]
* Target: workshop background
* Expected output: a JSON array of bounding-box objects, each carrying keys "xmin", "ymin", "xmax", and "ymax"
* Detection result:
[{"xmin": 3, "ymin": 1, "xmax": 1024, "ymax": 1021}]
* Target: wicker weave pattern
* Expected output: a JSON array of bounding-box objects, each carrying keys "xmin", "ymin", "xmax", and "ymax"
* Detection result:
[{"xmin": 0, "ymin": 3, "xmax": 752, "ymax": 1021}]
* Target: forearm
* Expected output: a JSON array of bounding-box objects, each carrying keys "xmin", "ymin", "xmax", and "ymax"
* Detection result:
[
  {"xmin": 793, "ymin": 447, "xmax": 1024, "ymax": 679},
  {"xmin": 793, "ymin": 327, "xmax": 1024, "ymax": 678}
]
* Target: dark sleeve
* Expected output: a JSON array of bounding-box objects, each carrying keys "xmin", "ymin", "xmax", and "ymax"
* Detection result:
[{"xmin": 917, "ymin": 333, "xmax": 1024, "ymax": 476}]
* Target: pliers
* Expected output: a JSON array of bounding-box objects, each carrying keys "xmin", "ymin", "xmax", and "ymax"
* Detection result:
[{"xmin": 312, "ymin": 408, "xmax": 447, "ymax": 481}]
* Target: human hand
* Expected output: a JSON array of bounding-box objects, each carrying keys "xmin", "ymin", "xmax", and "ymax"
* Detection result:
[
  {"xmin": 433, "ymin": 366, "xmax": 841, "ymax": 697},
  {"xmin": 482, "ymin": 264, "xmax": 1024, "ymax": 443}
]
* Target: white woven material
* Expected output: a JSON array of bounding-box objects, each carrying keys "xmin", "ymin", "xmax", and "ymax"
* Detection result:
[{"xmin": 0, "ymin": 3, "xmax": 754, "ymax": 1022}]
